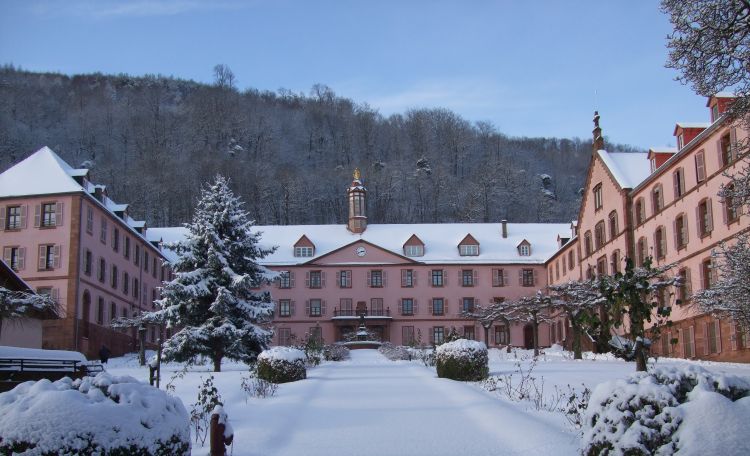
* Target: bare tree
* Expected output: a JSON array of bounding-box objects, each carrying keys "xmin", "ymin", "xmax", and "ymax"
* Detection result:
[{"xmin": 548, "ymin": 280, "xmax": 605, "ymax": 360}]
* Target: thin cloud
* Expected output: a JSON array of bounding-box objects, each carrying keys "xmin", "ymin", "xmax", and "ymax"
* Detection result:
[{"xmin": 29, "ymin": 0, "xmax": 247, "ymax": 18}]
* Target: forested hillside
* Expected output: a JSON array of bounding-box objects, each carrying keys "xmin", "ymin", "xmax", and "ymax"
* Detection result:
[{"xmin": 0, "ymin": 66, "xmax": 639, "ymax": 227}]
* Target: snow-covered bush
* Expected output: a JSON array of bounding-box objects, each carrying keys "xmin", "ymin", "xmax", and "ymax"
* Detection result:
[
  {"xmin": 0, "ymin": 372, "xmax": 190, "ymax": 455},
  {"xmin": 435, "ymin": 339, "xmax": 489, "ymax": 381},
  {"xmin": 582, "ymin": 365, "xmax": 750, "ymax": 455},
  {"xmin": 378, "ymin": 342, "xmax": 411, "ymax": 361},
  {"xmin": 323, "ymin": 344, "xmax": 350, "ymax": 361},
  {"xmin": 257, "ymin": 347, "xmax": 307, "ymax": 383}
]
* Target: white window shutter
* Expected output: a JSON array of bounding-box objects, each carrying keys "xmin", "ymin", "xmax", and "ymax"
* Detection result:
[
  {"xmin": 457, "ymin": 270, "xmax": 462, "ymax": 282},
  {"xmin": 290, "ymin": 300, "xmax": 296, "ymax": 316},
  {"xmin": 414, "ymin": 299, "xmax": 418, "ymax": 315},
  {"xmin": 336, "ymin": 271, "xmax": 341, "ymax": 286},
  {"xmin": 518, "ymin": 270, "xmax": 523, "ymax": 286},
  {"xmin": 695, "ymin": 205, "xmax": 702, "ymax": 236},
  {"xmin": 503, "ymin": 270, "xmax": 509, "ymax": 287},
  {"xmin": 55, "ymin": 202, "xmax": 64, "ymax": 226},
  {"xmin": 305, "ymin": 272, "xmax": 310, "ymax": 288},
  {"xmin": 321, "ymin": 271, "xmax": 326, "ymax": 287},
  {"xmin": 707, "ymin": 198, "xmax": 714, "ymax": 232},
  {"xmin": 34, "ymin": 205, "xmax": 41, "ymax": 228},
  {"xmin": 347, "ymin": 270, "xmax": 352, "ymax": 287},
  {"xmin": 2, "ymin": 247, "xmax": 10, "ymax": 264},
  {"xmin": 51, "ymin": 288, "xmax": 59, "ymax": 303},
  {"xmin": 322, "ymin": 300, "xmax": 327, "ymax": 316},
  {"xmin": 306, "ymin": 300, "xmax": 310, "ymax": 316},
  {"xmin": 473, "ymin": 270, "xmax": 478, "ymax": 285},
  {"xmin": 382, "ymin": 270, "xmax": 387, "ymax": 287},
  {"xmin": 367, "ymin": 270, "xmax": 372, "ymax": 287},
  {"xmin": 398, "ymin": 300, "xmax": 403, "ymax": 314},
  {"xmin": 703, "ymin": 322, "xmax": 710, "ymax": 355},
  {"xmin": 672, "ymin": 219, "xmax": 679, "ymax": 250},
  {"xmin": 685, "ymin": 268, "xmax": 693, "ymax": 296},
  {"xmin": 443, "ymin": 269, "xmax": 448, "ymax": 286},
  {"xmin": 290, "ymin": 271, "xmax": 295, "ymax": 288},
  {"xmin": 20, "ymin": 205, "xmax": 28, "ymax": 227},
  {"xmin": 18, "ymin": 247, "xmax": 25, "ymax": 270},
  {"xmin": 533, "ymin": 270, "xmax": 538, "ymax": 286},
  {"xmin": 38, "ymin": 245, "xmax": 46, "ymax": 270},
  {"xmin": 0, "ymin": 206, "xmax": 5, "ymax": 230},
  {"xmin": 730, "ymin": 127, "xmax": 738, "ymax": 159},
  {"xmin": 401, "ymin": 269, "xmax": 407, "ymax": 286},
  {"xmin": 716, "ymin": 319, "xmax": 722, "ymax": 353},
  {"xmin": 413, "ymin": 271, "xmax": 417, "ymax": 286}
]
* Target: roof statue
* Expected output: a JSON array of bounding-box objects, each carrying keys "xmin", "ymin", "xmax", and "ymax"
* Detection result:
[{"xmin": 353, "ymin": 168, "xmax": 361, "ymax": 180}]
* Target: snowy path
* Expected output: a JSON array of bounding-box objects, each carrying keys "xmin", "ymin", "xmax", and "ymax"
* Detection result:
[{"xmin": 239, "ymin": 349, "xmax": 577, "ymax": 456}]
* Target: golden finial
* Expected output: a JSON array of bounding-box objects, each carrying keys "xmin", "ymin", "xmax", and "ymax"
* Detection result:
[{"xmin": 353, "ymin": 168, "xmax": 361, "ymax": 180}]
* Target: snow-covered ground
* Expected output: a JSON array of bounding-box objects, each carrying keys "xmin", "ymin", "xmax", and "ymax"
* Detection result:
[{"xmin": 103, "ymin": 346, "xmax": 750, "ymax": 456}]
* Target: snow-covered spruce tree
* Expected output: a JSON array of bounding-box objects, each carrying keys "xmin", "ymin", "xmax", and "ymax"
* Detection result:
[
  {"xmin": 598, "ymin": 258, "xmax": 680, "ymax": 371},
  {"xmin": 548, "ymin": 280, "xmax": 606, "ymax": 360},
  {"xmin": 693, "ymin": 234, "xmax": 750, "ymax": 332},
  {"xmin": 154, "ymin": 175, "xmax": 276, "ymax": 372}
]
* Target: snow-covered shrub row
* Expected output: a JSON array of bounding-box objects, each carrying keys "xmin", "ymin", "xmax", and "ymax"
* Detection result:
[
  {"xmin": 323, "ymin": 344, "xmax": 350, "ymax": 361},
  {"xmin": 0, "ymin": 372, "xmax": 190, "ymax": 456},
  {"xmin": 435, "ymin": 339, "xmax": 489, "ymax": 381},
  {"xmin": 257, "ymin": 347, "xmax": 307, "ymax": 383},
  {"xmin": 378, "ymin": 342, "xmax": 412, "ymax": 361},
  {"xmin": 582, "ymin": 365, "xmax": 750, "ymax": 456}
]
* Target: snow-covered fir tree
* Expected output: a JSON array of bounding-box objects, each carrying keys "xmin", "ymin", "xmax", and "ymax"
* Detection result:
[
  {"xmin": 153, "ymin": 175, "xmax": 276, "ymax": 372},
  {"xmin": 693, "ymin": 234, "xmax": 750, "ymax": 333}
]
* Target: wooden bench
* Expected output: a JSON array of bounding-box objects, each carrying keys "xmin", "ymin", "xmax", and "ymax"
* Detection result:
[{"xmin": 0, "ymin": 358, "xmax": 104, "ymax": 392}]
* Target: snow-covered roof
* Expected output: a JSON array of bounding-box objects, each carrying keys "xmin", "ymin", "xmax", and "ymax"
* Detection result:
[
  {"xmin": 596, "ymin": 150, "xmax": 650, "ymax": 189},
  {"xmin": 675, "ymin": 122, "xmax": 710, "ymax": 130},
  {"xmin": 648, "ymin": 147, "xmax": 678, "ymax": 154},
  {"xmin": 0, "ymin": 147, "xmax": 160, "ymax": 256},
  {"xmin": 148, "ymin": 222, "xmax": 570, "ymax": 266},
  {"xmin": 713, "ymin": 92, "xmax": 736, "ymax": 99}
]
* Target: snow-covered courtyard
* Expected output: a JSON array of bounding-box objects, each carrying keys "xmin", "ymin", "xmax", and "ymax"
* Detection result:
[{"xmin": 104, "ymin": 347, "xmax": 750, "ymax": 456}]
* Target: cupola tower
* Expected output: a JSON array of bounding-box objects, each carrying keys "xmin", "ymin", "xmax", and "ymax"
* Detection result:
[{"xmin": 347, "ymin": 168, "xmax": 367, "ymax": 233}]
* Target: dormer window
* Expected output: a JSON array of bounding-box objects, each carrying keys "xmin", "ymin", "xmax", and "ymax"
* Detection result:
[
  {"xmin": 677, "ymin": 133, "xmax": 684, "ymax": 149},
  {"xmin": 517, "ymin": 240, "xmax": 531, "ymax": 256},
  {"xmin": 711, "ymin": 104, "xmax": 719, "ymax": 123},
  {"xmin": 403, "ymin": 234, "xmax": 425, "ymax": 257},
  {"xmin": 293, "ymin": 235, "xmax": 315, "ymax": 258},
  {"xmin": 458, "ymin": 234, "xmax": 479, "ymax": 256}
]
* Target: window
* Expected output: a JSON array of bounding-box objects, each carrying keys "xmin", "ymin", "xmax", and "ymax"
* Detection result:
[
  {"xmin": 609, "ymin": 211, "xmax": 618, "ymax": 239},
  {"xmin": 110, "ymin": 302, "xmax": 117, "ymax": 323},
  {"xmin": 711, "ymin": 104, "xmax": 719, "ymax": 122},
  {"xmin": 40, "ymin": 203, "xmax": 58, "ymax": 228},
  {"xmin": 133, "ymin": 278, "xmax": 139, "ymax": 298},
  {"xmin": 309, "ymin": 299, "xmax": 322, "ymax": 317},
  {"xmin": 279, "ymin": 299, "xmax": 292, "ymax": 317},
  {"xmin": 683, "ymin": 326, "xmax": 695, "ymax": 358},
  {"xmin": 431, "ymin": 270, "xmax": 444, "ymax": 287},
  {"xmin": 294, "ymin": 246, "xmax": 314, "ymax": 257},
  {"xmin": 677, "ymin": 268, "xmax": 691, "ymax": 304},
  {"xmin": 123, "ymin": 272, "xmax": 129, "ymax": 294},
  {"xmin": 594, "ymin": 221, "xmax": 605, "ymax": 250},
  {"xmin": 568, "ymin": 251, "xmax": 575, "ymax": 269},
  {"xmin": 584, "ymin": 231, "xmax": 593, "ymax": 256},
  {"xmin": 492, "ymin": 268, "xmax": 506, "ymax": 287},
  {"xmin": 310, "ymin": 326, "xmax": 323, "ymax": 344},
  {"xmin": 677, "ymin": 133, "xmax": 684, "ymax": 150},
  {"xmin": 134, "ymin": 245, "xmax": 140, "ymax": 266},
  {"xmin": 404, "ymin": 244, "xmax": 424, "ymax": 257},
  {"xmin": 635, "ymin": 198, "xmax": 646, "ymax": 225},
  {"xmin": 695, "ymin": 150, "xmax": 706, "ymax": 183},
  {"xmin": 675, "ymin": 213, "xmax": 689, "ymax": 249},
  {"xmin": 369, "ymin": 270, "xmax": 383, "ymax": 287},
  {"xmin": 278, "ymin": 328, "xmax": 292, "ymax": 346},
  {"xmin": 98, "ymin": 258, "xmax": 106, "ymax": 282},
  {"xmin": 309, "ymin": 270, "xmax": 322, "ymax": 289},
  {"xmin": 401, "ymin": 298, "xmax": 414, "ymax": 315},
  {"xmin": 706, "ymin": 319, "xmax": 721, "ymax": 354},
  {"xmin": 673, "ymin": 168, "xmax": 685, "ymax": 198},
  {"xmin": 521, "ymin": 269, "xmax": 534, "ymax": 287},
  {"xmin": 144, "ymin": 252, "xmax": 149, "ymax": 272},
  {"xmin": 152, "ymin": 258, "xmax": 157, "ymax": 278},
  {"xmin": 97, "ymin": 297, "xmax": 105, "ymax": 325},
  {"xmin": 654, "ymin": 226, "xmax": 667, "ymax": 259},
  {"xmin": 338, "ymin": 270, "xmax": 352, "ymax": 288},
  {"xmin": 432, "ymin": 298, "xmax": 444, "ymax": 316},
  {"xmin": 462, "ymin": 297, "xmax": 475, "ymax": 313},
  {"xmin": 111, "ymin": 265, "xmax": 118, "ymax": 289},
  {"xmin": 463, "ymin": 326, "xmax": 475, "ymax": 340},
  {"xmin": 86, "ymin": 207, "xmax": 94, "ymax": 234},
  {"xmin": 339, "ymin": 298, "xmax": 353, "ymax": 316},
  {"xmin": 5, "ymin": 205, "xmax": 24, "ymax": 230},
  {"xmin": 636, "ymin": 237, "xmax": 648, "ymax": 267},
  {"xmin": 37, "ymin": 244, "xmax": 59, "ymax": 270},
  {"xmin": 432, "ymin": 327, "xmax": 445, "ymax": 345},
  {"xmin": 402, "ymin": 326, "xmax": 415, "ymax": 345},
  {"xmin": 3, "ymin": 246, "xmax": 24, "ymax": 271},
  {"xmin": 459, "ymin": 244, "xmax": 479, "ymax": 256},
  {"xmin": 596, "ymin": 256, "xmax": 607, "ymax": 277},
  {"xmin": 586, "ymin": 265, "xmax": 594, "ymax": 280},
  {"xmin": 112, "ymin": 227, "xmax": 120, "ymax": 252},
  {"xmin": 100, "ymin": 219, "xmax": 108, "ymax": 244},
  {"xmin": 611, "ymin": 250, "xmax": 620, "ymax": 274},
  {"xmin": 401, "ymin": 269, "xmax": 414, "ymax": 287},
  {"xmin": 495, "ymin": 326, "xmax": 508, "ymax": 345},
  {"xmin": 697, "ymin": 199, "xmax": 713, "ymax": 237},
  {"xmin": 652, "ymin": 185, "xmax": 664, "ymax": 213},
  {"xmin": 124, "ymin": 237, "xmax": 130, "ymax": 259},
  {"xmin": 719, "ymin": 132, "xmax": 732, "ymax": 167},
  {"xmin": 370, "ymin": 298, "xmax": 384, "ymax": 316},
  {"xmin": 724, "ymin": 186, "xmax": 740, "ymax": 224},
  {"xmin": 702, "ymin": 258, "xmax": 716, "ymax": 289},
  {"xmin": 462, "ymin": 269, "xmax": 475, "ymax": 287},
  {"xmin": 518, "ymin": 243, "xmax": 531, "ymax": 256},
  {"xmin": 279, "ymin": 271, "xmax": 292, "ymax": 289},
  {"xmin": 593, "ymin": 183, "xmax": 603, "ymax": 210}
]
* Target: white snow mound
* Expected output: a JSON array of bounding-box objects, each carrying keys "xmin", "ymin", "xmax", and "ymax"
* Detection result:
[{"xmin": 258, "ymin": 346, "xmax": 306, "ymax": 363}]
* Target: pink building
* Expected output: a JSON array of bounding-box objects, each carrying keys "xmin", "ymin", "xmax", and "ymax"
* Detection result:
[
  {"xmin": 547, "ymin": 95, "xmax": 750, "ymax": 362},
  {"xmin": 0, "ymin": 147, "xmax": 170, "ymax": 358},
  {"xmin": 150, "ymin": 171, "xmax": 569, "ymax": 349}
]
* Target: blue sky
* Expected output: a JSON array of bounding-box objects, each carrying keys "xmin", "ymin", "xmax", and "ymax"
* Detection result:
[{"xmin": 0, "ymin": 0, "xmax": 710, "ymax": 149}]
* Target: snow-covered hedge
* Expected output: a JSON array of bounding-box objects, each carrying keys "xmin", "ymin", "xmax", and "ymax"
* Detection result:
[
  {"xmin": 323, "ymin": 344, "xmax": 350, "ymax": 361},
  {"xmin": 582, "ymin": 365, "xmax": 750, "ymax": 456},
  {"xmin": 378, "ymin": 342, "xmax": 412, "ymax": 361},
  {"xmin": 257, "ymin": 347, "xmax": 307, "ymax": 383},
  {"xmin": 0, "ymin": 372, "xmax": 190, "ymax": 455},
  {"xmin": 435, "ymin": 339, "xmax": 489, "ymax": 381}
]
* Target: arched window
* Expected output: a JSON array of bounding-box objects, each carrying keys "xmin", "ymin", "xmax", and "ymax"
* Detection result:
[
  {"xmin": 654, "ymin": 226, "xmax": 667, "ymax": 260},
  {"xmin": 594, "ymin": 221, "xmax": 605, "ymax": 250},
  {"xmin": 635, "ymin": 198, "xmax": 646, "ymax": 225},
  {"xmin": 584, "ymin": 231, "xmax": 593, "ymax": 256},
  {"xmin": 611, "ymin": 250, "xmax": 620, "ymax": 274},
  {"xmin": 608, "ymin": 211, "xmax": 618, "ymax": 238},
  {"xmin": 652, "ymin": 184, "xmax": 664, "ymax": 213},
  {"xmin": 636, "ymin": 237, "xmax": 648, "ymax": 266}
]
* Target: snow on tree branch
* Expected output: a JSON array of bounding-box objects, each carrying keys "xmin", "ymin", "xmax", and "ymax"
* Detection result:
[{"xmin": 0, "ymin": 287, "xmax": 59, "ymax": 321}]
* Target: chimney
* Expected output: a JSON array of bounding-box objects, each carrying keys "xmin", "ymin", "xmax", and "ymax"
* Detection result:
[
  {"xmin": 592, "ymin": 111, "xmax": 604, "ymax": 153},
  {"xmin": 501, "ymin": 219, "xmax": 508, "ymax": 238}
]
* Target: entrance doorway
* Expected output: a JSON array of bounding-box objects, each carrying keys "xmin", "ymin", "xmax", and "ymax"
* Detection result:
[{"xmin": 523, "ymin": 324, "xmax": 534, "ymax": 349}]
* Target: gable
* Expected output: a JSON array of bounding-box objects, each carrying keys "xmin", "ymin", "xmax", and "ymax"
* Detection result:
[
  {"xmin": 403, "ymin": 234, "xmax": 424, "ymax": 246},
  {"xmin": 294, "ymin": 235, "xmax": 315, "ymax": 248},
  {"xmin": 306, "ymin": 240, "xmax": 418, "ymax": 265},
  {"xmin": 458, "ymin": 234, "xmax": 479, "ymax": 246}
]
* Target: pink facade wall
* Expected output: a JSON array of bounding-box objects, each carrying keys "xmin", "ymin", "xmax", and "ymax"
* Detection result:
[{"xmin": 264, "ymin": 240, "xmax": 550, "ymax": 348}]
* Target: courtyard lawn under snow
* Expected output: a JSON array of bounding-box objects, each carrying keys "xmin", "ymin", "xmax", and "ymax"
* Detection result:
[{"xmin": 101, "ymin": 347, "xmax": 750, "ymax": 456}]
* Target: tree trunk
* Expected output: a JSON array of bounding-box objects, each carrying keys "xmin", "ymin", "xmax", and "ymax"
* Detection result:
[
  {"xmin": 138, "ymin": 326, "xmax": 146, "ymax": 366},
  {"xmin": 572, "ymin": 322, "xmax": 583, "ymax": 360},
  {"xmin": 533, "ymin": 319, "xmax": 539, "ymax": 357},
  {"xmin": 483, "ymin": 325, "xmax": 490, "ymax": 347},
  {"xmin": 212, "ymin": 355, "xmax": 222, "ymax": 372}
]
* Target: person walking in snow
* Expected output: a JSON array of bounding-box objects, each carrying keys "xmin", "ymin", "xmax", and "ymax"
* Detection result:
[{"xmin": 99, "ymin": 345, "xmax": 111, "ymax": 364}]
